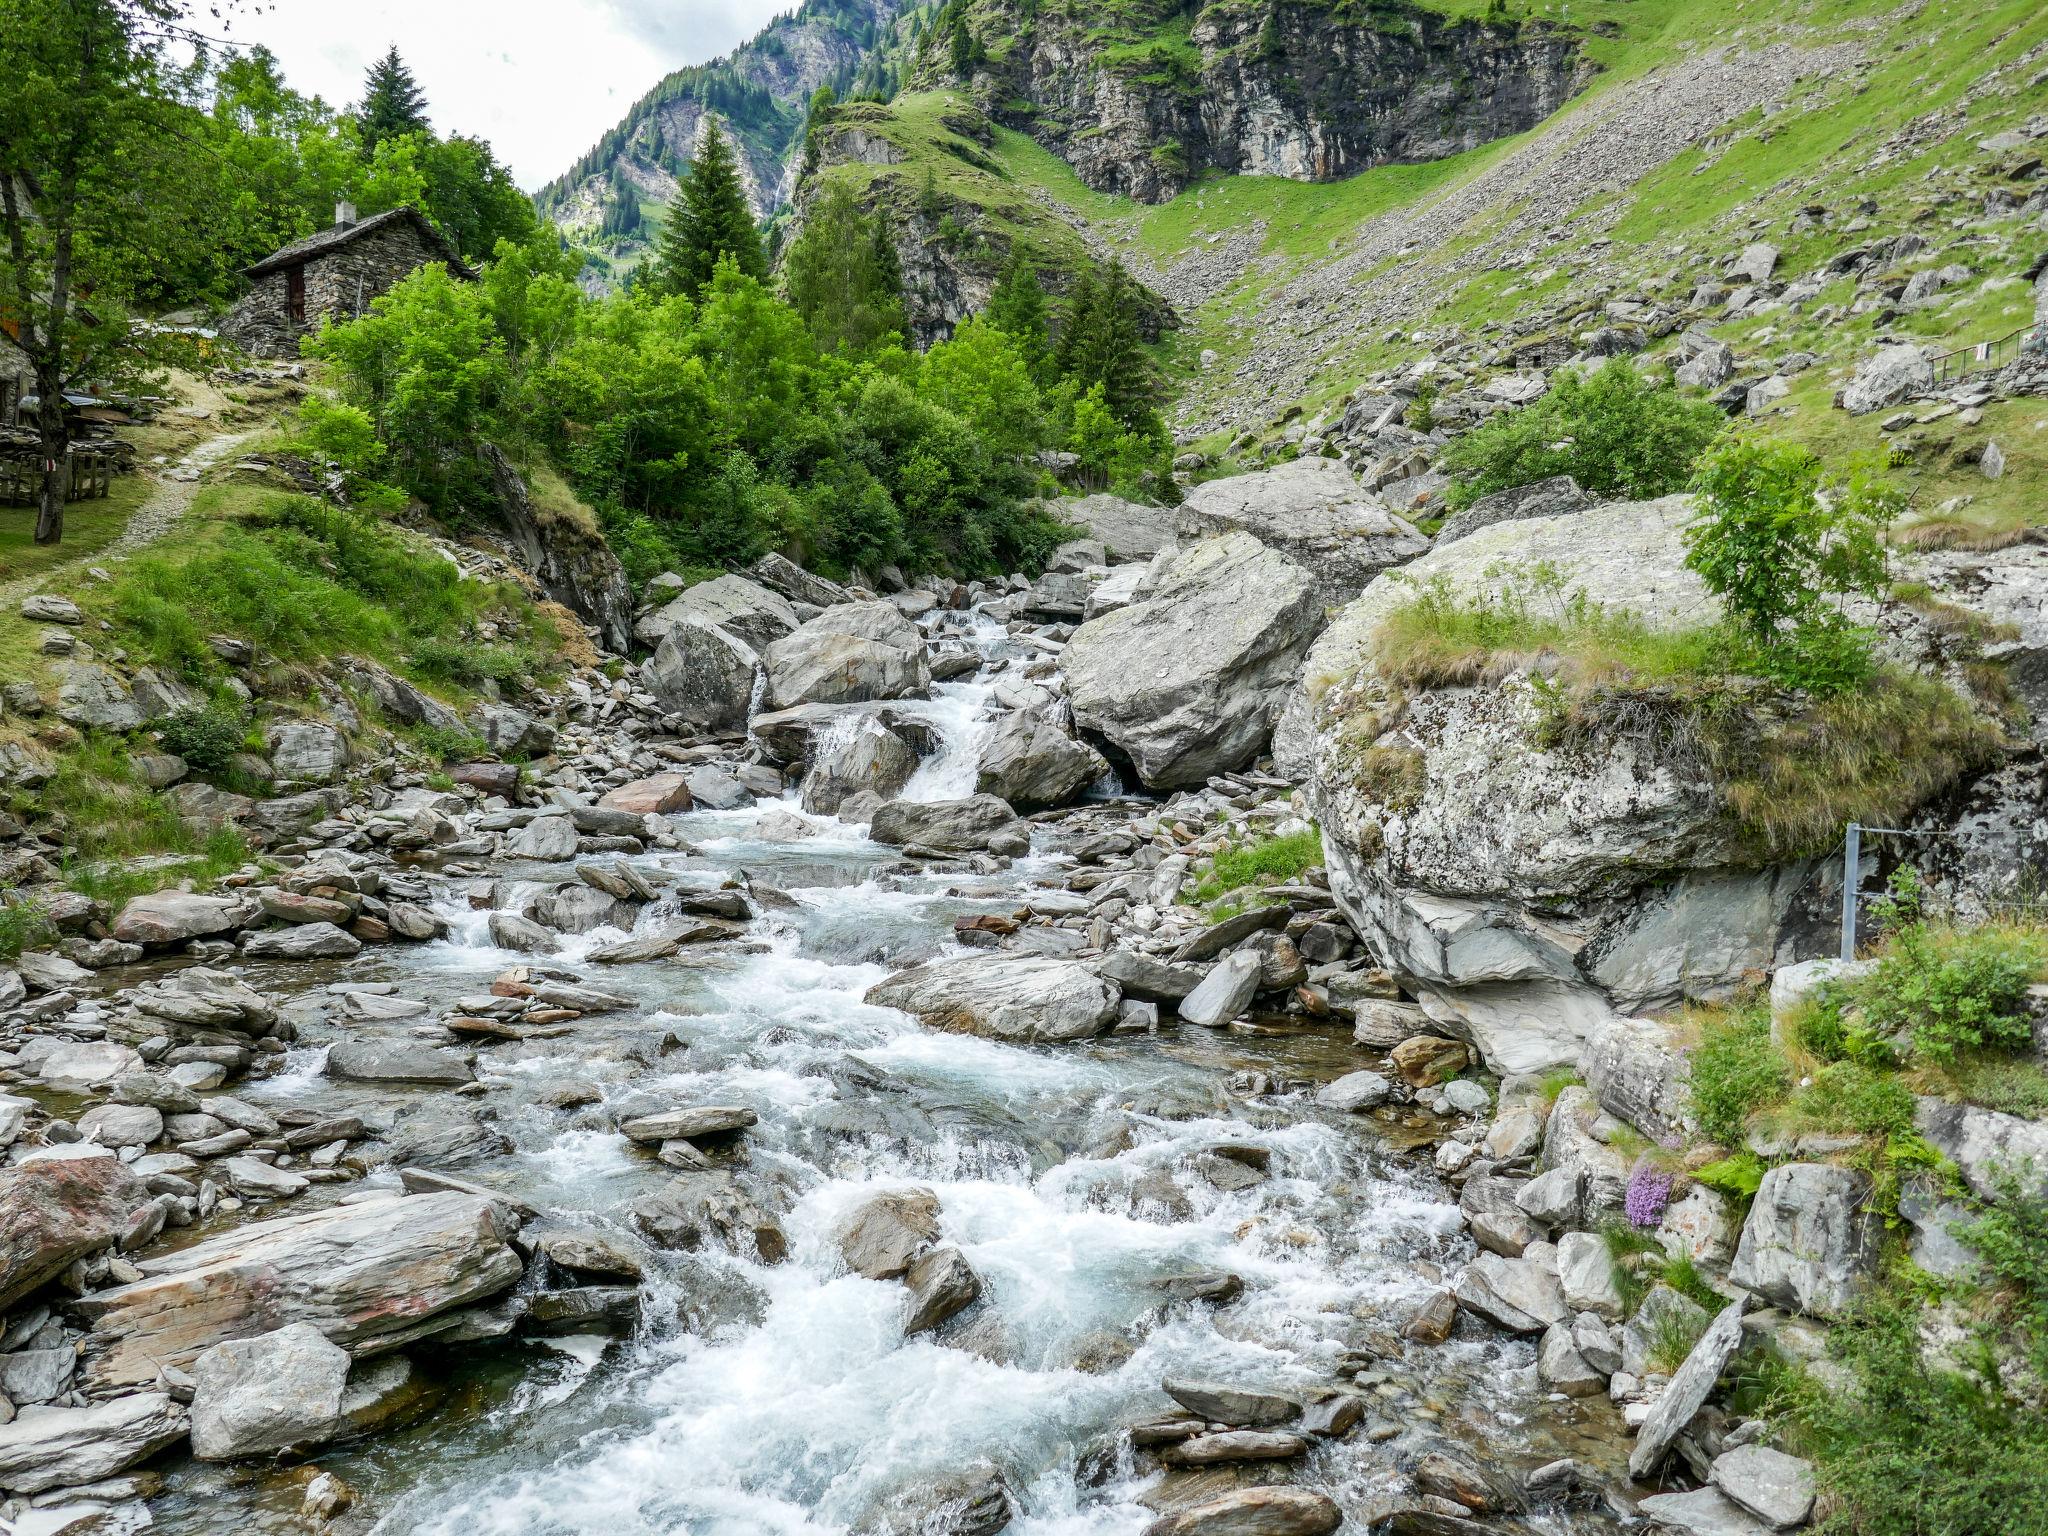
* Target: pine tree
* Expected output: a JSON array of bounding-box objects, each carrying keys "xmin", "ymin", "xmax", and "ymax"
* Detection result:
[
  {"xmin": 359, "ymin": 46, "xmax": 430, "ymax": 152},
  {"xmin": 1053, "ymin": 260, "xmax": 1158, "ymax": 431},
  {"xmin": 654, "ymin": 117, "xmax": 766, "ymax": 297},
  {"xmin": 986, "ymin": 253, "xmax": 1050, "ymax": 381}
]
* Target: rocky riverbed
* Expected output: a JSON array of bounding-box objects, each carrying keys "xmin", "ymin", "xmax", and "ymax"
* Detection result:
[{"xmin": 0, "ymin": 500, "xmax": 1902, "ymax": 1536}]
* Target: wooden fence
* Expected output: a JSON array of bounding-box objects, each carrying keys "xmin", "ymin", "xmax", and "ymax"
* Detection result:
[{"xmin": 0, "ymin": 449, "xmax": 114, "ymax": 506}]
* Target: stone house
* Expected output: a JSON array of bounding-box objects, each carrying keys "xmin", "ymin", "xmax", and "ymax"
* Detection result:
[
  {"xmin": 0, "ymin": 325, "xmax": 32, "ymax": 428},
  {"xmin": 220, "ymin": 203, "xmax": 471, "ymax": 357}
]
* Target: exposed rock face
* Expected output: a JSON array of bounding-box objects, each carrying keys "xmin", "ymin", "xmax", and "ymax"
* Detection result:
[
  {"xmin": 763, "ymin": 602, "xmax": 932, "ymax": 709},
  {"xmin": 1728, "ymin": 1164, "xmax": 1881, "ymax": 1317},
  {"xmin": 1297, "ymin": 497, "xmax": 1837, "ymax": 1073},
  {"xmin": 866, "ymin": 956, "xmax": 1120, "ymax": 1042},
  {"xmin": 945, "ymin": 3, "xmax": 1586, "ymax": 204},
  {"xmin": 75, "ymin": 1191, "xmax": 525, "ymax": 1389},
  {"xmin": 1176, "ymin": 458, "xmax": 1428, "ymax": 609},
  {"xmin": 0, "ymin": 1155, "xmax": 147, "ymax": 1310},
  {"xmin": 483, "ymin": 446, "xmax": 635, "ymax": 651},
  {"xmin": 1840, "ymin": 343, "xmax": 1933, "ymax": 414},
  {"xmin": 1060, "ymin": 492, "xmax": 1180, "ymax": 559},
  {"xmin": 1065, "ymin": 532, "xmax": 1323, "ymax": 789}
]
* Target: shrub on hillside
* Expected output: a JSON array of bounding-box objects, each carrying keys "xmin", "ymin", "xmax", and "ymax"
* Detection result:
[
  {"xmin": 1440, "ymin": 357, "xmax": 1725, "ymax": 508},
  {"xmin": 1686, "ymin": 1004, "xmax": 1788, "ymax": 1147},
  {"xmin": 158, "ymin": 700, "xmax": 252, "ymax": 776}
]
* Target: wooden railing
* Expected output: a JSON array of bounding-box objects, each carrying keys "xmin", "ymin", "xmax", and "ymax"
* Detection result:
[{"xmin": 1928, "ymin": 321, "xmax": 2047, "ymax": 386}]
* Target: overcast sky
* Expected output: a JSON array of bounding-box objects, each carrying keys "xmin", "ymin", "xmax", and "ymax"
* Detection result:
[{"xmin": 222, "ymin": 0, "xmax": 790, "ymax": 189}]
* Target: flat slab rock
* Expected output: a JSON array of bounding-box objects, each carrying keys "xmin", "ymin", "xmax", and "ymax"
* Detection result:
[
  {"xmin": 619, "ymin": 1106, "xmax": 757, "ymax": 1144},
  {"xmin": 73, "ymin": 1191, "xmax": 524, "ymax": 1390},
  {"xmin": 1141, "ymin": 1486, "xmax": 1342, "ymax": 1536},
  {"xmin": 865, "ymin": 956, "xmax": 1120, "ymax": 1043},
  {"xmin": 0, "ymin": 1391, "xmax": 188, "ymax": 1494}
]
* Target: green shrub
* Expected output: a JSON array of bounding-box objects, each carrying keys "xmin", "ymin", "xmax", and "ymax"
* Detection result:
[
  {"xmin": 64, "ymin": 827, "xmax": 251, "ymax": 906},
  {"xmin": 1440, "ymin": 357, "xmax": 1726, "ymax": 508},
  {"xmin": 1683, "ymin": 440, "xmax": 1896, "ymax": 696},
  {"xmin": 1860, "ymin": 918, "xmax": 2046, "ymax": 1063},
  {"xmin": 410, "ymin": 724, "xmax": 490, "ymax": 764},
  {"xmin": 0, "ymin": 899, "xmax": 53, "ymax": 960},
  {"xmin": 1687, "ymin": 1004, "xmax": 1789, "ymax": 1147},
  {"xmin": 1795, "ymin": 1061, "xmax": 1919, "ymax": 1138},
  {"xmin": 408, "ymin": 636, "xmax": 544, "ymax": 687},
  {"xmin": 158, "ymin": 700, "xmax": 252, "ymax": 777}
]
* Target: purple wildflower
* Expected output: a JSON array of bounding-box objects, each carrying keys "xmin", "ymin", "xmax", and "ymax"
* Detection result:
[{"xmin": 1625, "ymin": 1161, "xmax": 1673, "ymax": 1229}]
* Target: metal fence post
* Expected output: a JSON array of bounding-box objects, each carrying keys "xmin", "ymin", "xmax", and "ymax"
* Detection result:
[{"xmin": 1840, "ymin": 822, "xmax": 1861, "ymax": 962}]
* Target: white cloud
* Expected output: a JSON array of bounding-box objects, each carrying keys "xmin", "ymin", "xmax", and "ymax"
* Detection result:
[{"xmin": 222, "ymin": 0, "xmax": 794, "ymax": 189}]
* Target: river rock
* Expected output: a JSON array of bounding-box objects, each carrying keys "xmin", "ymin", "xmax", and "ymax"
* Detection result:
[
  {"xmin": 110, "ymin": 890, "xmax": 248, "ymax": 945},
  {"xmin": 749, "ymin": 551, "xmax": 853, "ymax": 609},
  {"xmin": 1064, "ymin": 532, "xmax": 1323, "ymax": 789},
  {"xmin": 598, "ymin": 774, "xmax": 694, "ymax": 815},
  {"xmin": 1538, "ymin": 1320, "xmax": 1606, "ymax": 1396},
  {"xmin": 0, "ymin": 1155, "xmax": 146, "ymax": 1310},
  {"xmin": 189, "ymin": 1321, "xmax": 350, "ymax": 1459},
  {"xmin": 74, "ymin": 1191, "xmax": 525, "ymax": 1389},
  {"xmin": 1178, "ymin": 950, "xmax": 1263, "ymax": 1027},
  {"xmin": 904, "ymin": 1244, "xmax": 981, "ymax": 1334},
  {"xmin": 867, "ymin": 956, "xmax": 1120, "ymax": 1042},
  {"xmin": 839, "ymin": 1187, "xmax": 942, "ymax": 1279},
  {"xmin": 242, "ymin": 921, "xmax": 362, "ymax": 960},
  {"xmin": 1556, "ymin": 1230, "xmax": 1624, "ymax": 1319},
  {"xmin": 0, "ymin": 1391, "xmax": 187, "ymax": 1494},
  {"xmin": 1710, "ymin": 1443, "xmax": 1816, "ymax": 1529},
  {"xmin": 1176, "ymin": 458, "xmax": 1428, "ymax": 608},
  {"xmin": 508, "ymin": 812, "xmax": 581, "ymax": 859},
  {"xmin": 1629, "ymin": 1298, "xmax": 1747, "ymax": 1479},
  {"xmin": 645, "ymin": 616, "xmax": 763, "ymax": 730},
  {"xmin": 763, "ymin": 602, "xmax": 930, "ymax": 709},
  {"xmin": 974, "ymin": 711, "xmax": 1109, "ymax": 811},
  {"xmin": 1728, "ymin": 1164, "xmax": 1880, "ymax": 1317},
  {"xmin": 328, "ymin": 1041, "xmax": 474, "ymax": 1086},
  {"xmin": 1160, "ymin": 1430, "xmax": 1309, "ymax": 1466},
  {"xmin": 1622, "ymin": 1284, "xmax": 1711, "ymax": 1377},
  {"xmin": 1141, "ymin": 1487, "xmax": 1342, "ymax": 1536},
  {"xmin": 1161, "ymin": 1378, "xmax": 1302, "ymax": 1427},
  {"xmin": 802, "ymin": 712, "xmax": 920, "ymax": 814},
  {"xmin": 489, "ymin": 912, "xmax": 560, "ymax": 954},
  {"xmin": 1096, "ymin": 950, "xmax": 1202, "ymax": 1002},
  {"xmin": 1637, "ymin": 1486, "xmax": 1773, "ymax": 1536},
  {"xmin": 1316, "ymin": 1070, "xmax": 1392, "ymax": 1111},
  {"xmin": 636, "ymin": 572, "xmax": 798, "ymax": 652},
  {"xmin": 38, "ymin": 1039, "xmax": 144, "ymax": 1090},
  {"xmin": 619, "ymin": 1106, "xmax": 757, "ymax": 1143},
  {"xmin": 1452, "ymin": 1252, "xmax": 1566, "ymax": 1334},
  {"xmin": 870, "ymin": 795, "xmax": 1029, "ymax": 853},
  {"xmin": 78, "ymin": 1103, "xmax": 163, "ymax": 1149}
]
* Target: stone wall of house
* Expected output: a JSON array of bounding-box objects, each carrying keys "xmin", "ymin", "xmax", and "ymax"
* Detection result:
[
  {"xmin": 0, "ymin": 333, "xmax": 33, "ymax": 428},
  {"xmin": 220, "ymin": 220, "xmax": 451, "ymax": 358}
]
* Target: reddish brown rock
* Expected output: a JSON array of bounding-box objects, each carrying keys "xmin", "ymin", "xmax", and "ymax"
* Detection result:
[
  {"xmin": 0, "ymin": 1154, "xmax": 148, "ymax": 1310},
  {"xmin": 597, "ymin": 773, "xmax": 694, "ymax": 815},
  {"xmin": 1389, "ymin": 1035, "xmax": 1469, "ymax": 1087}
]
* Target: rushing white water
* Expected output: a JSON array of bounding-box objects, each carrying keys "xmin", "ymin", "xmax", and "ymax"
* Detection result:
[{"xmin": 157, "ymin": 605, "xmax": 1586, "ymax": 1536}]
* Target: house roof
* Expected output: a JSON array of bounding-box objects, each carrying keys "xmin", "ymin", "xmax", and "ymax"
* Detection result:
[{"xmin": 242, "ymin": 206, "xmax": 473, "ymax": 280}]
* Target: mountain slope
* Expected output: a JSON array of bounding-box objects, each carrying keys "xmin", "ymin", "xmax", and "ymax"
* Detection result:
[{"xmin": 536, "ymin": 0, "xmax": 932, "ymax": 287}]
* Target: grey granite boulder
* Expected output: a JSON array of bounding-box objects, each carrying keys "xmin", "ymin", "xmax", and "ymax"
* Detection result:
[
  {"xmin": 1729, "ymin": 1163, "xmax": 1880, "ymax": 1317},
  {"xmin": 866, "ymin": 956, "xmax": 1119, "ymax": 1043},
  {"xmin": 869, "ymin": 794, "xmax": 1027, "ymax": 853},
  {"xmin": 974, "ymin": 712, "xmax": 1109, "ymax": 811},
  {"xmin": 189, "ymin": 1322, "xmax": 350, "ymax": 1459},
  {"xmin": 645, "ymin": 615, "xmax": 762, "ymax": 730},
  {"xmin": 0, "ymin": 1391, "xmax": 187, "ymax": 1493},
  {"xmin": 1065, "ymin": 532, "xmax": 1323, "ymax": 790},
  {"xmin": 1176, "ymin": 458, "xmax": 1428, "ymax": 608},
  {"xmin": 1435, "ymin": 474, "xmax": 1590, "ymax": 545},
  {"xmin": 763, "ymin": 602, "xmax": 930, "ymax": 710},
  {"xmin": 634, "ymin": 572, "xmax": 798, "ymax": 652}
]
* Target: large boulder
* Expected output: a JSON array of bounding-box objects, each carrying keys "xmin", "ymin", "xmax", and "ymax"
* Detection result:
[
  {"xmin": 110, "ymin": 890, "xmax": 249, "ymax": 946},
  {"xmin": 1064, "ymin": 532, "xmax": 1323, "ymax": 790},
  {"xmin": 1176, "ymin": 458, "xmax": 1428, "ymax": 609},
  {"xmin": 266, "ymin": 720, "xmax": 351, "ymax": 785},
  {"xmin": 1729, "ymin": 1163, "xmax": 1881, "ymax": 1317},
  {"xmin": 189, "ymin": 1322, "xmax": 351, "ymax": 1460},
  {"xmin": 802, "ymin": 712, "xmax": 921, "ymax": 815},
  {"xmin": 974, "ymin": 712, "xmax": 1109, "ymax": 811},
  {"xmin": 1294, "ymin": 497, "xmax": 1835, "ymax": 1073},
  {"xmin": 1840, "ymin": 344, "xmax": 1933, "ymax": 414},
  {"xmin": 866, "ymin": 956, "xmax": 1120, "ymax": 1042},
  {"xmin": 74, "ymin": 1191, "xmax": 524, "ymax": 1389},
  {"xmin": 763, "ymin": 602, "xmax": 931, "ymax": 710},
  {"xmin": 1059, "ymin": 492, "xmax": 1179, "ymax": 561},
  {"xmin": 635, "ymin": 572, "xmax": 798, "ymax": 653},
  {"xmin": 0, "ymin": 1155, "xmax": 147, "ymax": 1310},
  {"xmin": 869, "ymin": 794, "xmax": 1028, "ymax": 853},
  {"xmin": 1435, "ymin": 474, "xmax": 1591, "ymax": 545},
  {"xmin": 55, "ymin": 660, "xmax": 142, "ymax": 731},
  {"xmin": 1629, "ymin": 1299, "xmax": 1747, "ymax": 1479},
  {"xmin": 1915, "ymin": 1098, "xmax": 2048, "ymax": 1201},
  {"xmin": 644, "ymin": 617, "xmax": 762, "ymax": 731}
]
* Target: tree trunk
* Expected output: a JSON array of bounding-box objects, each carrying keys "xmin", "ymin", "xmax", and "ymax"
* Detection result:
[{"xmin": 32, "ymin": 382, "xmax": 65, "ymax": 546}]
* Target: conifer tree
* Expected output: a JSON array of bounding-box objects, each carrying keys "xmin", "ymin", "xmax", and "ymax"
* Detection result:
[
  {"xmin": 783, "ymin": 179, "xmax": 906, "ymax": 354},
  {"xmin": 359, "ymin": 46, "xmax": 430, "ymax": 151},
  {"xmin": 1053, "ymin": 260, "xmax": 1158, "ymax": 431},
  {"xmin": 654, "ymin": 117, "xmax": 766, "ymax": 297},
  {"xmin": 986, "ymin": 253, "xmax": 1050, "ymax": 381}
]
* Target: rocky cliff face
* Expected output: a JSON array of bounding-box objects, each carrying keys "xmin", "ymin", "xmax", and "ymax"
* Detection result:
[
  {"xmin": 926, "ymin": 0, "xmax": 1589, "ymax": 202},
  {"xmin": 539, "ymin": 0, "xmax": 919, "ymax": 278}
]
